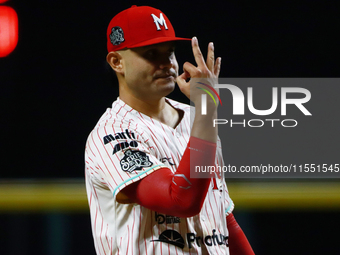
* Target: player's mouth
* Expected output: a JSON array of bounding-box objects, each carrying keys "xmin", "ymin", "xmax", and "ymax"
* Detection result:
[
  {"xmin": 159, "ymin": 76, "xmax": 175, "ymax": 82},
  {"xmin": 154, "ymin": 71, "xmax": 177, "ymax": 81}
]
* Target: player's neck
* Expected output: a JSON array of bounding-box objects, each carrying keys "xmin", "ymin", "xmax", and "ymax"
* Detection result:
[{"xmin": 120, "ymin": 95, "xmax": 181, "ymax": 128}]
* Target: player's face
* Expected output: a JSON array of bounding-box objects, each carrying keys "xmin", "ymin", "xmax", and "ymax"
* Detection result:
[{"xmin": 121, "ymin": 42, "xmax": 179, "ymax": 100}]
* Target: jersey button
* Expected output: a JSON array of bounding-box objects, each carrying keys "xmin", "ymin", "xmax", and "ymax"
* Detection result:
[{"xmin": 175, "ymin": 132, "xmax": 181, "ymax": 138}]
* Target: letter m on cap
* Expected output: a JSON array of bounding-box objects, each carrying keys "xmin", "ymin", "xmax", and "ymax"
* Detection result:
[{"xmin": 151, "ymin": 13, "xmax": 168, "ymax": 31}]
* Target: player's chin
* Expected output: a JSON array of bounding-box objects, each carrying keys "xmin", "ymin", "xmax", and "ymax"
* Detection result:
[{"xmin": 155, "ymin": 77, "xmax": 176, "ymax": 91}]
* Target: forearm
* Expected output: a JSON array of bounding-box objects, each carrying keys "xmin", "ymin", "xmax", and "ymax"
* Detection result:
[
  {"xmin": 121, "ymin": 136, "xmax": 216, "ymax": 217},
  {"xmin": 191, "ymin": 107, "xmax": 217, "ymax": 143}
]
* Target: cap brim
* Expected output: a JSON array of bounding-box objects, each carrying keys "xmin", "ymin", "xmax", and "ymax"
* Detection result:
[{"xmin": 128, "ymin": 37, "xmax": 191, "ymax": 49}]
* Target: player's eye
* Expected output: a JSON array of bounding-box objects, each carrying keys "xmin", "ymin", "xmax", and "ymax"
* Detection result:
[
  {"xmin": 143, "ymin": 46, "xmax": 175, "ymax": 61},
  {"xmin": 144, "ymin": 49, "xmax": 158, "ymax": 59}
]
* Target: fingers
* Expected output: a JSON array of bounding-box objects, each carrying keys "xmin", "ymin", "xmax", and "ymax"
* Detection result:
[
  {"xmin": 176, "ymin": 70, "xmax": 191, "ymax": 98},
  {"xmin": 178, "ymin": 38, "xmax": 222, "ymax": 102},
  {"xmin": 177, "ymin": 69, "xmax": 190, "ymax": 86},
  {"xmin": 182, "ymin": 61, "xmax": 201, "ymax": 78},
  {"xmin": 214, "ymin": 57, "xmax": 221, "ymax": 77},
  {"xmin": 206, "ymin": 42, "xmax": 215, "ymax": 72},
  {"xmin": 176, "ymin": 64, "xmax": 191, "ymax": 87},
  {"xmin": 191, "ymin": 37, "xmax": 206, "ymax": 69},
  {"xmin": 192, "ymin": 37, "xmax": 220, "ymax": 77}
]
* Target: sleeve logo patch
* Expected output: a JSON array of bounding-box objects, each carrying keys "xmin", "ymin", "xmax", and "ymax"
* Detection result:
[{"xmin": 120, "ymin": 149, "xmax": 153, "ymax": 173}]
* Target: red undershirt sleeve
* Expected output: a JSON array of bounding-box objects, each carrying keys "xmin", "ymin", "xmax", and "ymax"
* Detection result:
[
  {"xmin": 121, "ymin": 136, "xmax": 216, "ymax": 218},
  {"xmin": 227, "ymin": 213, "xmax": 255, "ymax": 255}
]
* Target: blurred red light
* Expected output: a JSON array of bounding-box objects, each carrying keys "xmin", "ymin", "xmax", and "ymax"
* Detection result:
[
  {"xmin": 0, "ymin": 0, "xmax": 9, "ymax": 3},
  {"xmin": 0, "ymin": 6, "xmax": 18, "ymax": 57}
]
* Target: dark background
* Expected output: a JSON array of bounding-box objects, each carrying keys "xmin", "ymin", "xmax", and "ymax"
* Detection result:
[
  {"xmin": 1, "ymin": 0, "xmax": 339, "ymax": 178},
  {"xmin": 1, "ymin": 0, "xmax": 340, "ymax": 254}
]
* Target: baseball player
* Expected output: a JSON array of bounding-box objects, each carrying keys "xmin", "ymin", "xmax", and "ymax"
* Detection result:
[{"xmin": 85, "ymin": 5, "xmax": 254, "ymax": 255}]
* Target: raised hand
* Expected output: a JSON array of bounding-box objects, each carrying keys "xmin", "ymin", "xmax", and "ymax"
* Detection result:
[{"xmin": 176, "ymin": 36, "xmax": 221, "ymax": 106}]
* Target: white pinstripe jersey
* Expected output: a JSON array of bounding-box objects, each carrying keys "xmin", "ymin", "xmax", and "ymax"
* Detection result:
[{"xmin": 85, "ymin": 97, "xmax": 234, "ymax": 255}]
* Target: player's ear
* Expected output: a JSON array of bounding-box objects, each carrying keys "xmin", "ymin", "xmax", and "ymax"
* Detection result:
[{"xmin": 106, "ymin": 51, "xmax": 124, "ymax": 74}]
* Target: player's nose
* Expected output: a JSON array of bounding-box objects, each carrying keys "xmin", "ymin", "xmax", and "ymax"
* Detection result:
[{"xmin": 159, "ymin": 56, "xmax": 176, "ymax": 69}]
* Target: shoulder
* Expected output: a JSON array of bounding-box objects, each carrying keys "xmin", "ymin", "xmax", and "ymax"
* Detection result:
[
  {"xmin": 87, "ymin": 98, "xmax": 147, "ymax": 145},
  {"xmin": 87, "ymin": 98, "xmax": 192, "ymax": 146},
  {"xmin": 93, "ymin": 98, "xmax": 147, "ymax": 132}
]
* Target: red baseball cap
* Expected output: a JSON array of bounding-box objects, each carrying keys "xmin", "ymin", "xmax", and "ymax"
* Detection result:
[{"xmin": 107, "ymin": 5, "xmax": 191, "ymax": 52}]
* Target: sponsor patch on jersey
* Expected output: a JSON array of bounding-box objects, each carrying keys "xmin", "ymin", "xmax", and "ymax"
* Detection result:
[
  {"xmin": 120, "ymin": 149, "xmax": 153, "ymax": 173},
  {"xmin": 109, "ymin": 26, "xmax": 125, "ymax": 46},
  {"xmin": 112, "ymin": 140, "xmax": 138, "ymax": 155},
  {"xmin": 155, "ymin": 212, "xmax": 181, "ymax": 224},
  {"xmin": 151, "ymin": 230, "xmax": 185, "ymax": 249},
  {"xmin": 104, "ymin": 130, "xmax": 139, "ymax": 155},
  {"xmin": 103, "ymin": 130, "xmax": 136, "ymax": 145},
  {"xmin": 151, "ymin": 228, "xmax": 228, "ymax": 249}
]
